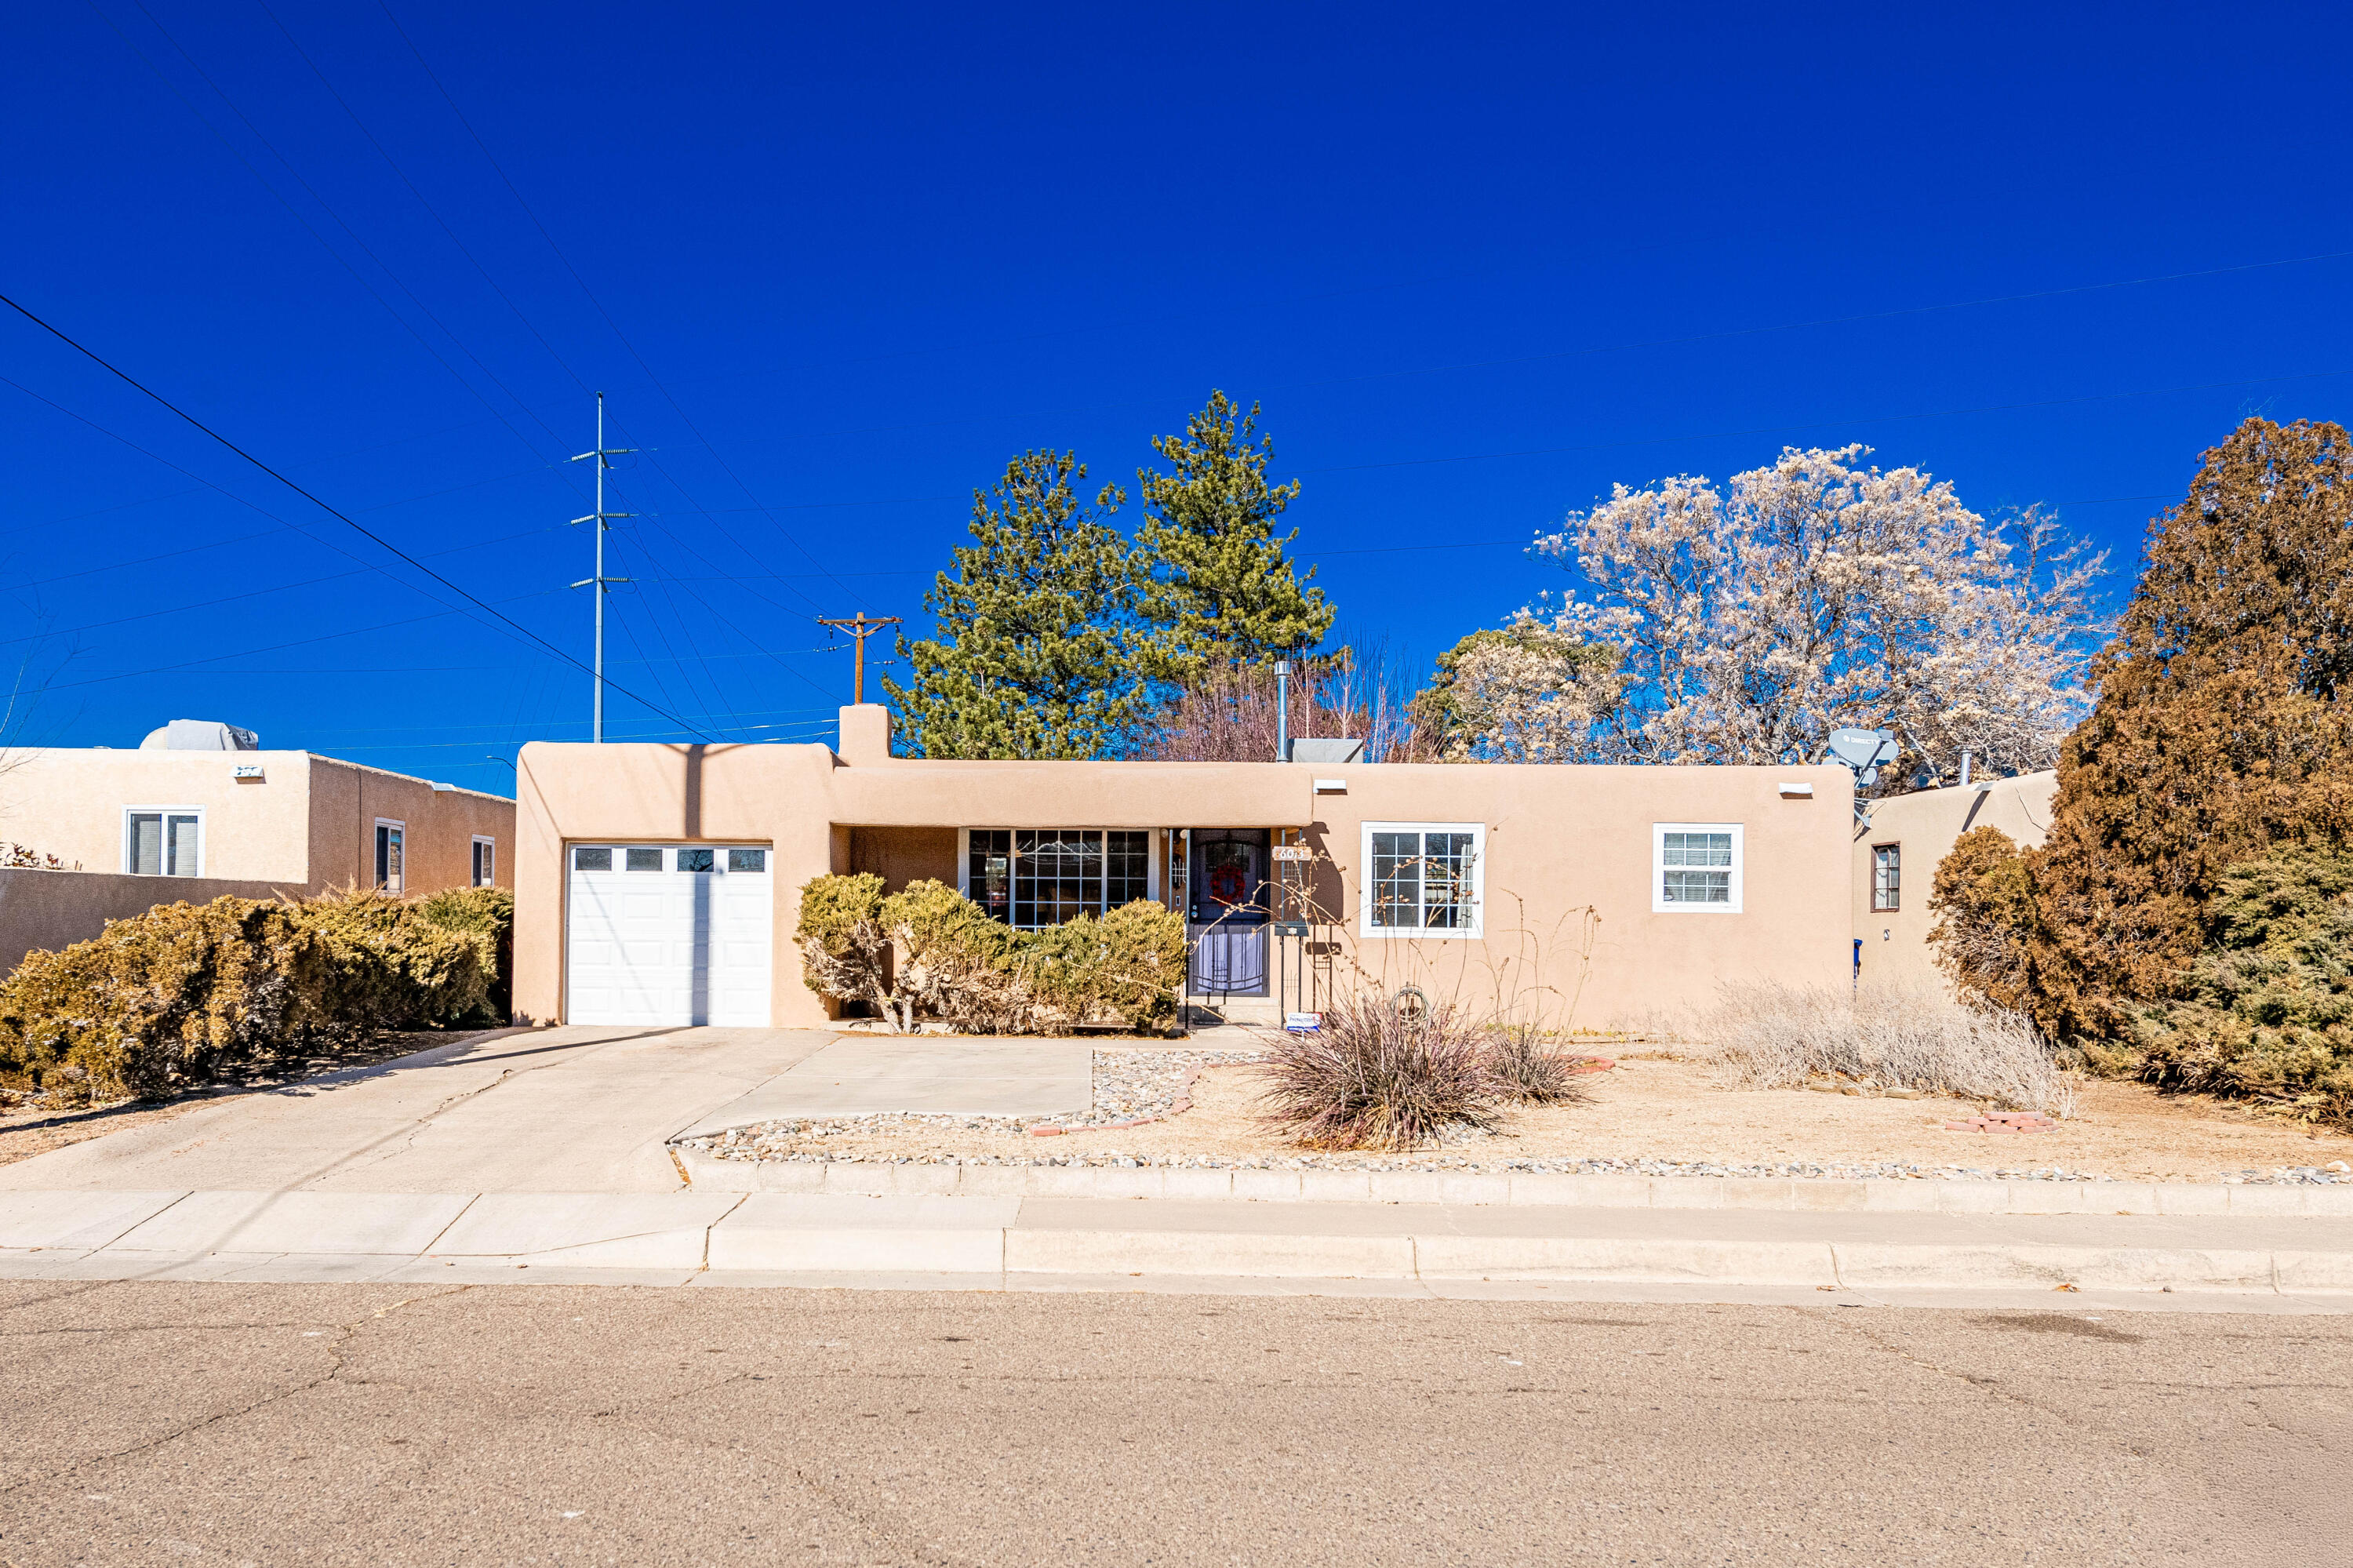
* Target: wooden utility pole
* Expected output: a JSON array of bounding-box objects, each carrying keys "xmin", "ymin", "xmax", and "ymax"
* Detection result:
[{"xmin": 816, "ymin": 613, "xmax": 902, "ymax": 704}]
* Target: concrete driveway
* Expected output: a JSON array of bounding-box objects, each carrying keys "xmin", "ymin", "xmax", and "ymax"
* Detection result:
[{"xmin": 0, "ymin": 1026, "xmax": 842, "ymax": 1195}]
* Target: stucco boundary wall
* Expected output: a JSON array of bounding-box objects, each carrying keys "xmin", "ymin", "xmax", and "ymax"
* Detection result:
[
  {"xmin": 0, "ymin": 868, "xmax": 302, "ymax": 976},
  {"xmin": 667, "ymin": 1148, "xmax": 2353, "ymax": 1216}
]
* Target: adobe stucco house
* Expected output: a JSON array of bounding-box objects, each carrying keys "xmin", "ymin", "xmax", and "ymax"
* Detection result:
[
  {"xmin": 512, "ymin": 705, "xmax": 1856, "ymax": 1031},
  {"xmin": 1, "ymin": 720, "xmax": 513, "ymax": 973},
  {"xmin": 1851, "ymin": 769, "xmax": 2058, "ymax": 995}
]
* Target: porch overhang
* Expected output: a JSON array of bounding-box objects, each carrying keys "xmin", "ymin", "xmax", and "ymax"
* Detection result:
[{"xmin": 828, "ymin": 759, "xmax": 1319, "ymax": 829}]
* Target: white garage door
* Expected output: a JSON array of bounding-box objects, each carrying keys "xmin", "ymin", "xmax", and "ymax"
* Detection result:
[{"xmin": 566, "ymin": 844, "xmax": 773, "ymax": 1026}]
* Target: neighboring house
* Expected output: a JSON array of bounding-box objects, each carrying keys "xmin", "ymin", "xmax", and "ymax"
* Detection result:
[
  {"xmin": 0, "ymin": 719, "xmax": 513, "ymax": 974},
  {"xmin": 512, "ymin": 704, "xmax": 1854, "ymax": 1031},
  {"xmin": 1850, "ymin": 770, "xmax": 2058, "ymax": 995}
]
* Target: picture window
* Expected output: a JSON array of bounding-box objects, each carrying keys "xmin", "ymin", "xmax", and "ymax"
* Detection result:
[{"xmin": 963, "ymin": 829, "xmax": 1152, "ymax": 929}]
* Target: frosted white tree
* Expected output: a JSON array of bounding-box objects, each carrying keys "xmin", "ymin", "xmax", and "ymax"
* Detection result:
[
  {"xmin": 1521, "ymin": 445, "xmax": 2108, "ymax": 779},
  {"xmin": 1408, "ymin": 620, "xmax": 1621, "ymax": 762}
]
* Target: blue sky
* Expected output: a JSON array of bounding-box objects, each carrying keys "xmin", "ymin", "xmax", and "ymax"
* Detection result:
[{"xmin": 5, "ymin": 2, "xmax": 2349, "ymax": 789}]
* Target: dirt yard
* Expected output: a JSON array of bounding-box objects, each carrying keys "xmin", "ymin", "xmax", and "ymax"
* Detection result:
[{"xmin": 724, "ymin": 1051, "xmax": 2353, "ymax": 1181}]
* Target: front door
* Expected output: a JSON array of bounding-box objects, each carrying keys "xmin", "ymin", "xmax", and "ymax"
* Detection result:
[{"xmin": 1188, "ymin": 830, "xmax": 1269, "ymax": 996}]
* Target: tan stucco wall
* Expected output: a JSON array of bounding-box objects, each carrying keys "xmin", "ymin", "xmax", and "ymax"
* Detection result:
[
  {"xmin": 514, "ymin": 717, "xmax": 1855, "ymax": 1031},
  {"xmin": 302, "ymin": 757, "xmax": 514, "ymax": 895},
  {"xmin": 0, "ymin": 868, "xmax": 295, "ymax": 976},
  {"xmin": 0, "ymin": 749, "xmax": 512, "ymax": 896},
  {"xmin": 848, "ymin": 827, "xmax": 960, "ymax": 890},
  {"xmin": 1852, "ymin": 771, "xmax": 2058, "ymax": 995},
  {"xmin": 0, "ymin": 750, "xmax": 318, "ymax": 882}
]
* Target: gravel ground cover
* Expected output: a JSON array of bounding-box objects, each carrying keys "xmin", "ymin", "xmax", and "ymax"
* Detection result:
[{"xmin": 680, "ymin": 1050, "xmax": 2353, "ymax": 1185}]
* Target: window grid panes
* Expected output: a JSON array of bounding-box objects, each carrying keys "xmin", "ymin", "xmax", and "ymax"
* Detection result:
[
  {"xmin": 625, "ymin": 847, "xmax": 664, "ymax": 871},
  {"xmin": 127, "ymin": 811, "xmax": 200, "ymax": 877},
  {"xmin": 728, "ymin": 849, "xmax": 766, "ymax": 873},
  {"xmin": 573, "ymin": 846, "xmax": 613, "ymax": 871},
  {"xmin": 969, "ymin": 829, "xmax": 1151, "ymax": 930},
  {"xmin": 1660, "ymin": 831, "xmax": 1733, "ymax": 905},
  {"xmin": 677, "ymin": 848, "xmax": 716, "ymax": 873},
  {"xmin": 1872, "ymin": 845, "xmax": 1900, "ymax": 911},
  {"xmin": 1370, "ymin": 829, "xmax": 1478, "ymax": 930}
]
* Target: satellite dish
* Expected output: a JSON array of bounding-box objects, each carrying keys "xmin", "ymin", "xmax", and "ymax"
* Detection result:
[{"xmin": 1824, "ymin": 727, "xmax": 1901, "ymax": 787}]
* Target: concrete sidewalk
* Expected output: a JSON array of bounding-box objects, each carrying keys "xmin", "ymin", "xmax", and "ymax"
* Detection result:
[{"xmin": 4, "ymin": 1187, "xmax": 2349, "ymax": 1305}]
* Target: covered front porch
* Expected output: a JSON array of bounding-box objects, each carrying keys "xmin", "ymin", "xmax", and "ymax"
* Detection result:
[{"xmin": 835, "ymin": 822, "xmax": 1333, "ymax": 1028}]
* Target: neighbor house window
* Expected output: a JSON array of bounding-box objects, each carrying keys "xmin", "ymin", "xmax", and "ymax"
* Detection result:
[
  {"xmin": 1872, "ymin": 844, "xmax": 1900, "ymax": 912},
  {"xmin": 125, "ymin": 809, "xmax": 202, "ymax": 877},
  {"xmin": 471, "ymin": 836, "xmax": 496, "ymax": 887},
  {"xmin": 1359, "ymin": 821, "xmax": 1484, "ymax": 938},
  {"xmin": 962, "ymin": 829, "xmax": 1152, "ymax": 930},
  {"xmin": 374, "ymin": 820, "xmax": 406, "ymax": 894},
  {"xmin": 1654, "ymin": 822, "xmax": 1743, "ymax": 913}
]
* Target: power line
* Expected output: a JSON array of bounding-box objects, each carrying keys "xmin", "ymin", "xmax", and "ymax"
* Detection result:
[{"xmin": 0, "ymin": 291, "xmax": 716, "ymax": 739}]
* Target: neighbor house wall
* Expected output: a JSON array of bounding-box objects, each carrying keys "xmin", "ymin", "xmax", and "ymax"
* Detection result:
[
  {"xmin": 1852, "ymin": 771, "xmax": 2058, "ymax": 996},
  {"xmin": 511, "ymin": 719, "xmax": 1854, "ymax": 1031},
  {"xmin": 0, "ymin": 749, "xmax": 317, "ymax": 884},
  {"xmin": 0, "ymin": 749, "xmax": 513, "ymax": 900},
  {"xmin": 0, "ymin": 868, "xmax": 294, "ymax": 977},
  {"xmin": 303, "ymin": 757, "xmax": 512, "ymax": 896}
]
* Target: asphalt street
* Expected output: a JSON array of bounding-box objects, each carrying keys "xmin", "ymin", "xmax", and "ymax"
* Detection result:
[{"xmin": 2, "ymin": 1282, "xmax": 2348, "ymax": 1566}]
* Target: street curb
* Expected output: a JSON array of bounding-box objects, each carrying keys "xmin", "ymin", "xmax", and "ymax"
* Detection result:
[{"xmin": 669, "ymin": 1147, "xmax": 2353, "ymax": 1217}]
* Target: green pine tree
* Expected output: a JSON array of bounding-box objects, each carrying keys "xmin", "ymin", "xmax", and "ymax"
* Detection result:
[
  {"xmin": 1134, "ymin": 391, "xmax": 1334, "ymax": 678},
  {"xmin": 883, "ymin": 450, "xmax": 1149, "ymax": 759}
]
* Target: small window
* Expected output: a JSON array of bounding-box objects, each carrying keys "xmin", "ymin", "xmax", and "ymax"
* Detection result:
[
  {"xmin": 471, "ymin": 836, "xmax": 496, "ymax": 887},
  {"xmin": 727, "ymin": 848, "xmax": 767, "ymax": 873},
  {"xmin": 573, "ymin": 846, "xmax": 613, "ymax": 871},
  {"xmin": 1654, "ymin": 823, "xmax": 1743, "ymax": 913},
  {"xmin": 1359, "ymin": 822, "xmax": 1484, "ymax": 938},
  {"xmin": 374, "ymin": 820, "xmax": 406, "ymax": 895},
  {"xmin": 677, "ymin": 847, "xmax": 716, "ymax": 873},
  {"xmin": 1872, "ymin": 844, "xmax": 1900, "ymax": 912},
  {"xmin": 125, "ymin": 809, "xmax": 202, "ymax": 876},
  {"xmin": 625, "ymin": 847, "xmax": 664, "ymax": 871}
]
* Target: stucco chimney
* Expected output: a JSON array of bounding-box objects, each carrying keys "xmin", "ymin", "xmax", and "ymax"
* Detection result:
[{"xmin": 836, "ymin": 704, "xmax": 892, "ymax": 763}]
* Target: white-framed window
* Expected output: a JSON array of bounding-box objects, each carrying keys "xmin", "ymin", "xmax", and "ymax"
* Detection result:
[
  {"xmin": 471, "ymin": 835, "xmax": 496, "ymax": 888},
  {"xmin": 1871, "ymin": 843, "xmax": 1900, "ymax": 912},
  {"xmin": 1359, "ymin": 821, "xmax": 1484, "ymax": 938},
  {"xmin": 957, "ymin": 829, "xmax": 1157, "ymax": 930},
  {"xmin": 374, "ymin": 819, "xmax": 406, "ymax": 895},
  {"xmin": 1654, "ymin": 822, "xmax": 1743, "ymax": 913},
  {"xmin": 124, "ymin": 806, "xmax": 203, "ymax": 877}
]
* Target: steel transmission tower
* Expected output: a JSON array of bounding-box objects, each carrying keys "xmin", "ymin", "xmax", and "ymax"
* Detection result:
[{"xmin": 569, "ymin": 392, "xmax": 634, "ymax": 742}]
